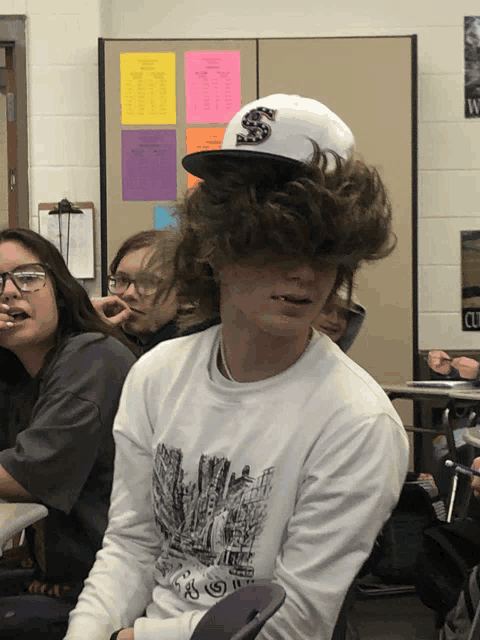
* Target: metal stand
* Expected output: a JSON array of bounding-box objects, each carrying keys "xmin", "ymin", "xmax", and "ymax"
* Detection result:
[{"xmin": 447, "ymin": 471, "xmax": 459, "ymax": 523}]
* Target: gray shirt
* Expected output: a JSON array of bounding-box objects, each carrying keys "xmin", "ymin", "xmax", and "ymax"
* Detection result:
[{"xmin": 0, "ymin": 332, "xmax": 136, "ymax": 585}]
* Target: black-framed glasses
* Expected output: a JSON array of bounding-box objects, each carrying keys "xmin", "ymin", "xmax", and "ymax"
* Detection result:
[
  {"xmin": 107, "ymin": 273, "xmax": 161, "ymax": 297},
  {"xmin": 0, "ymin": 263, "xmax": 48, "ymax": 295}
]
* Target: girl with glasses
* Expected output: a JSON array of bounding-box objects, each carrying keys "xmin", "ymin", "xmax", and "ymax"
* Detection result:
[
  {"xmin": 92, "ymin": 230, "xmax": 219, "ymax": 354},
  {"xmin": 0, "ymin": 228, "xmax": 136, "ymax": 638}
]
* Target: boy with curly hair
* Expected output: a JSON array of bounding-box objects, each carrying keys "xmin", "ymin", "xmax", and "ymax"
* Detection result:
[{"xmin": 65, "ymin": 94, "xmax": 409, "ymax": 640}]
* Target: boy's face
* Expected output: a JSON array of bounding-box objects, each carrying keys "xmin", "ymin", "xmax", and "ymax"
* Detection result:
[
  {"xmin": 313, "ymin": 297, "xmax": 349, "ymax": 343},
  {"xmin": 217, "ymin": 255, "xmax": 337, "ymax": 341}
]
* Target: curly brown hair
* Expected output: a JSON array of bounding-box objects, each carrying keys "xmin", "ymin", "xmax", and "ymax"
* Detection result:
[{"xmin": 173, "ymin": 144, "xmax": 396, "ymax": 319}]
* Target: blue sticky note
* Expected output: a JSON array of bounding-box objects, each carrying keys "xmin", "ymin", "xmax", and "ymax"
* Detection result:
[{"xmin": 153, "ymin": 205, "xmax": 177, "ymax": 229}]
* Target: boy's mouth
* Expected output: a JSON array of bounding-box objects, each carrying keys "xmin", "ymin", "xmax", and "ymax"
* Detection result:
[{"xmin": 272, "ymin": 295, "xmax": 312, "ymax": 305}]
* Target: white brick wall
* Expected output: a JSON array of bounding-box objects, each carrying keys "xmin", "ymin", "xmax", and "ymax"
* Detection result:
[
  {"xmin": 4, "ymin": 0, "xmax": 102, "ymax": 293},
  {"xmin": 5, "ymin": 0, "xmax": 480, "ymax": 335},
  {"xmin": 104, "ymin": 0, "xmax": 480, "ymax": 349}
]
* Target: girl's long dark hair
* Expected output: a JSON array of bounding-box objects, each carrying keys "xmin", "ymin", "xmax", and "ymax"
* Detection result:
[{"xmin": 0, "ymin": 228, "xmax": 135, "ymax": 384}]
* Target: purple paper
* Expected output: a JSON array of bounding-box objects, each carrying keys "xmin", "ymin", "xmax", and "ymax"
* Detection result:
[{"xmin": 122, "ymin": 129, "xmax": 177, "ymax": 201}]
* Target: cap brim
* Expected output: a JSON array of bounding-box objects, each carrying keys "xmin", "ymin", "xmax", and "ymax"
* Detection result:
[{"xmin": 182, "ymin": 149, "xmax": 303, "ymax": 181}]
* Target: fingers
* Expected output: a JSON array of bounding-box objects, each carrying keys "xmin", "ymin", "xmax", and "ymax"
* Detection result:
[
  {"xmin": 92, "ymin": 297, "xmax": 133, "ymax": 327},
  {"xmin": 428, "ymin": 350, "xmax": 449, "ymax": 360},
  {"xmin": 0, "ymin": 304, "xmax": 14, "ymax": 331},
  {"xmin": 473, "ymin": 458, "xmax": 480, "ymax": 498},
  {"xmin": 451, "ymin": 357, "xmax": 479, "ymax": 380},
  {"xmin": 427, "ymin": 350, "xmax": 449, "ymax": 365},
  {"xmin": 451, "ymin": 357, "xmax": 477, "ymax": 367},
  {"xmin": 427, "ymin": 350, "xmax": 452, "ymax": 375},
  {"xmin": 91, "ymin": 296, "xmax": 114, "ymax": 316},
  {"xmin": 28, "ymin": 580, "xmax": 44, "ymax": 594},
  {"xmin": 107, "ymin": 307, "xmax": 132, "ymax": 326}
]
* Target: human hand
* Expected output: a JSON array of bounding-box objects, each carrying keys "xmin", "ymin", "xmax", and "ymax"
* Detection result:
[
  {"xmin": 451, "ymin": 357, "xmax": 480, "ymax": 380},
  {"xmin": 472, "ymin": 458, "xmax": 480, "ymax": 499},
  {"xmin": 117, "ymin": 629, "xmax": 134, "ymax": 640},
  {"xmin": 0, "ymin": 304, "xmax": 14, "ymax": 334},
  {"xmin": 92, "ymin": 296, "xmax": 133, "ymax": 327},
  {"xmin": 427, "ymin": 350, "xmax": 452, "ymax": 375}
]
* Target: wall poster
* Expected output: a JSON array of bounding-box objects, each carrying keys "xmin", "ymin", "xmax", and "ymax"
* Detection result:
[
  {"xmin": 464, "ymin": 17, "xmax": 480, "ymax": 118},
  {"xmin": 185, "ymin": 127, "xmax": 225, "ymax": 188},
  {"xmin": 121, "ymin": 129, "xmax": 177, "ymax": 201},
  {"xmin": 185, "ymin": 51, "xmax": 241, "ymax": 123},
  {"xmin": 461, "ymin": 230, "xmax": 480, "ymax": 330},
  {"xmin": 120, "ymin": 52, "xmax": 176, "ymax": 125}
]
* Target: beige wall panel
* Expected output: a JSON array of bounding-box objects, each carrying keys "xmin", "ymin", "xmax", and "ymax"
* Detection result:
[
  {"xmin": 104, "ymin": 39, "xmax": 257, "ymax": 265},
  {"xmin": 0, "ymin": 92, "xmax": 7, "ymax": 229},
  {"xmin": 102, "ymin": 36, "xmax": 415, "ymax": 433},
  {"xmin": 259, "ymin": 37, "xmax": 414, "ymax": 397}
]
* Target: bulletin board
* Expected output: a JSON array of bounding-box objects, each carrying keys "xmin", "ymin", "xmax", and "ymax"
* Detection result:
[
  {"xmin": 99, "ymin": 36, "xmax": 417, "ymax": 401},
  {"xmin": 99, "ymin": 39, "xmax": 257, "ymax": 268}
]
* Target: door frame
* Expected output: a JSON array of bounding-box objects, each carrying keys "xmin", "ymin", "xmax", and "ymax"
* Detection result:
[{"xmin": 0, "ymin": 15, "xmax": 28, "ymax": 228}]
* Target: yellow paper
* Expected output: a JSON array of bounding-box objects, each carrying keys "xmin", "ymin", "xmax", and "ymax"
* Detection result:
[
  {"xmin": 120, "ymin": 52, "xmax": 176, "ymax": 125},
  {"xmin": 186, "ymin": 128, "xmax": 225, "ymax": 188}
]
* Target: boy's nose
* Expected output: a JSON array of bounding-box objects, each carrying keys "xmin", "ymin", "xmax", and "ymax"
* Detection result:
[
  {"xmin": 121, "ymin": 282, "xmax": 138, "ymax": 298},
  {"xmin": 287, "ymin": 263, "xmax": 316, "ymax": 282}
]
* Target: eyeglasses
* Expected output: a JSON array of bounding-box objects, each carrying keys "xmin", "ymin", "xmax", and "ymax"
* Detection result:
[
  {"xmin": 0, "ymin": 263, "xmax": 48, "ymax": 295},
  {"xmin": 107, "ymin": 273, "xmax": 161, "ymax": 297}
]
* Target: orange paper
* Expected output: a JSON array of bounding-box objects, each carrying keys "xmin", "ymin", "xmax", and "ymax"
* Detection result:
[{"xmin": 186, "ymin": 128, "xmax": 225, "ymax": 188}]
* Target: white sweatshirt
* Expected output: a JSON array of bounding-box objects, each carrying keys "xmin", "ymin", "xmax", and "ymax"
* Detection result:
[{"xmin": 65, "ymin": 326, "xmax": 409, "ymax": 640}]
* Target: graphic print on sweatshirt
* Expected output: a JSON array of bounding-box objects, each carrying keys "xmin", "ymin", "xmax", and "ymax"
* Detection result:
[{"xmin": 152, "ymin": 442, "xmax": 274, "ymax": 600}]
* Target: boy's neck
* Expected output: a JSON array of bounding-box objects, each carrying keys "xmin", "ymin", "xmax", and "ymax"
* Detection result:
[{"xmin": 218, "ymin": 324, "xmax": 312, "ymax": 383}]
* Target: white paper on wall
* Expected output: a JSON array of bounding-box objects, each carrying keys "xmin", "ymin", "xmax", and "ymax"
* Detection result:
[{"xmin": 39, "ymin": 206, "xmax": 95, "ymax": 279}]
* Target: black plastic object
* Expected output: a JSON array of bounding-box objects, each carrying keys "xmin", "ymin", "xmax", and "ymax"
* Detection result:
[{"xmin": 190, "ymin": 580, "xmax": 286, "ymax": 640}]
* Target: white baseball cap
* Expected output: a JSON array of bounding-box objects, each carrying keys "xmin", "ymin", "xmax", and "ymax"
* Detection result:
[{"xmin": 182, "ymin": 94, "xmax": 355, "ymax": 179}]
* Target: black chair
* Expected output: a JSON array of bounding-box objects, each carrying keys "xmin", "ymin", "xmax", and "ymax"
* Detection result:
[
  {"xmin": 190, "ymin": 580, "xmax": 285, "ymax": 640},
  {"xmin": 331, "ymin": 581, "xmax": 358, "ymax": 640}
]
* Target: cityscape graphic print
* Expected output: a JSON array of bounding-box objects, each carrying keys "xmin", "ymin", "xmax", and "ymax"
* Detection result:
[{"xmin": 152, "ymin": 443, "xmax": 274, "ymax": 599}]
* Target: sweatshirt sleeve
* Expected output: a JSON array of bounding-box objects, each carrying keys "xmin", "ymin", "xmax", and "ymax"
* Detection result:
[
  {"xmin": 256, "ymin": 412, "xmax": 409, "ymax": 640},
  {"xmin": 64, "ymin": 362, "xmax": 161, "ymax": 640}
]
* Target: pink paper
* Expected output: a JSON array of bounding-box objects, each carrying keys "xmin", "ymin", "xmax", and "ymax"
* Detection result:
[{"xmin": 185, "ymin": 51, "xmax": 241, "ymax": 124}]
